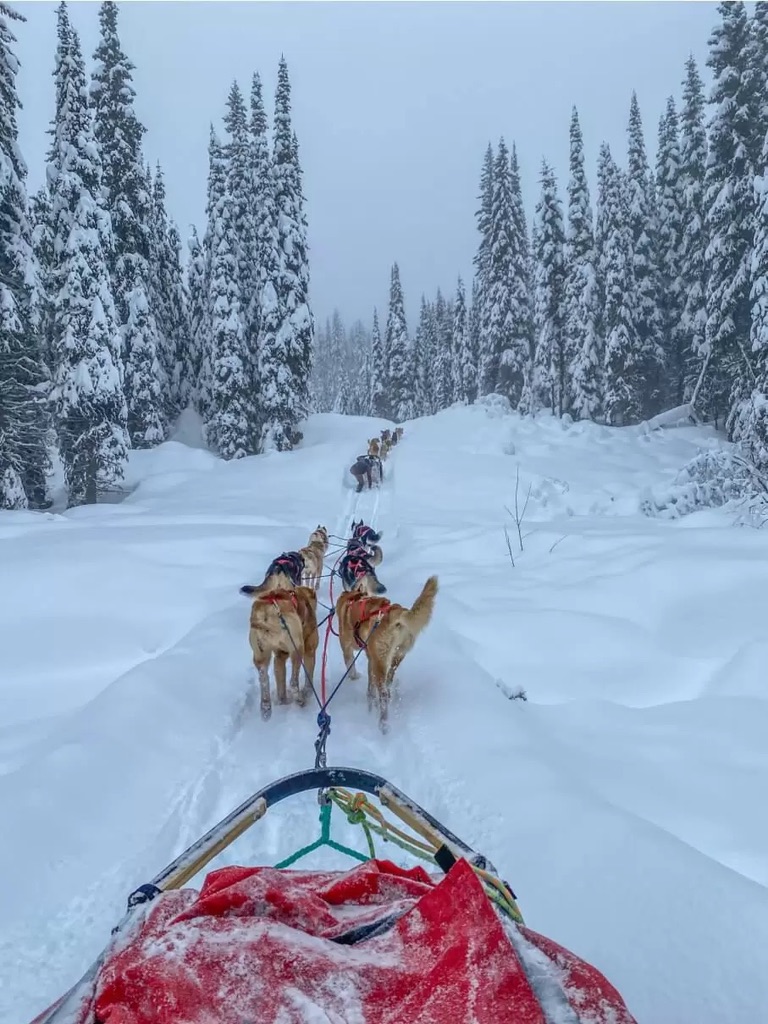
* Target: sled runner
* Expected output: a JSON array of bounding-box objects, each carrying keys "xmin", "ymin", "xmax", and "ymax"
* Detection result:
[{"xmin": 31, "ymin": 767, "xmax": 637, "ymax": 1024}]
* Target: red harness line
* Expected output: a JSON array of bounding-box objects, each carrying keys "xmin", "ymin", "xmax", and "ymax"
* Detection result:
[{"xmin": 321, "ymin": 548, "xmax": 347, "ymax": 704}]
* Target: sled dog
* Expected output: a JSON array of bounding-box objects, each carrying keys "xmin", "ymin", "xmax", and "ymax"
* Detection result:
[
  {"xmin": 241, "ymin": 585, "xmax": 319, "ymax": 719},
  {"xmin": 335, "ymin": 576, "xmax": 438, "ymax": 732}
]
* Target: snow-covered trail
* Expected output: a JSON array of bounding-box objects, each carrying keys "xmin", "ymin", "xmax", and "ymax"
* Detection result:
[{"xmin": 2, "ymin": 407, "xmax": 768, "ymax": 1024}]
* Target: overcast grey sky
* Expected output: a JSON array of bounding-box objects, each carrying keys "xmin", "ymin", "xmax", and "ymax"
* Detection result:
[{"xmin": 16, "ymin": 1, "xmax": 721, "ymax": 330}]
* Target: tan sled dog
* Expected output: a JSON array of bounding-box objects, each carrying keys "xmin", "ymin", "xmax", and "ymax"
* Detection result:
[
  {"xmin": 240, "ymin": 584, "xmax": 319, "ymax": 719},
  {"xmin": 368, "ymin": 438, "xmax": 380, "ymax": 458},
  {"xmin": 336, "ymin": 576, "xmax": 438, "ymax": 732},
  {"xmin": 299, "ymin": 525, "xmax": 329, "ymax": 590}
]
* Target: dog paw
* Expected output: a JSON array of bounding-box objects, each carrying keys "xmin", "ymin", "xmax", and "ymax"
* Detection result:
[
  {"xmin": 277, "ymin": 696, "xmax": 290, "ymax": 706},
  {"xmin": 296, "ymin": 687, "xmax": 309, "ymax": 707},
  {"xmin": 260, "ymin": 703, "xmax": 272, "ymax": 721}
]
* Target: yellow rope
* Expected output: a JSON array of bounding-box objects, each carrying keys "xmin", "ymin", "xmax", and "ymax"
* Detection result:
[{"xmin": 327, "ymin": 788, "xmax": 524, "ymax": 924}]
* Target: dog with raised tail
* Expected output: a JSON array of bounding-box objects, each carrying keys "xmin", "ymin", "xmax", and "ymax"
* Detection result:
[
  {"xmin": 336, "ymin": 575, "xmax": 438, "ymax": 732},
  {"xmin": 299, "ymin": 525, "xmax": 329, "ymax": 590}
]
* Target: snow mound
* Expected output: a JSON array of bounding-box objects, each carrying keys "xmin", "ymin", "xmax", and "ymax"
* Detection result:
[{"xmin": 640, "ymin": 447, "xmax": 768, "ymax": 520}]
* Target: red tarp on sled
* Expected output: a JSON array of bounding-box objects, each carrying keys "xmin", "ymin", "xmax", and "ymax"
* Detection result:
[{"xmin": 78, "ymin": 857, "xmax": 635, "ymax": 1024}]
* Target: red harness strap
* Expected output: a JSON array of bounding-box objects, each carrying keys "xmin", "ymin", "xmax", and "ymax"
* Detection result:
[
  {"xmin": 352, "ymin": 595, "xmax": 390, "ymax": 648},
  {"xmin": 259, "ymin": 590, "xmax": 298, "ymax": 611}
]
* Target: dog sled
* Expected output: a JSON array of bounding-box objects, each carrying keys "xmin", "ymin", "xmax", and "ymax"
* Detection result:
[{"xmin": 31, "ymin": 766, "xmax": 637, "ymax": 1024}]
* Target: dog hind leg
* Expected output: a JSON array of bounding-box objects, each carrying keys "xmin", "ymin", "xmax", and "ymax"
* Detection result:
[
  {"xmin": 274, "ymin": 651, "xmax": 289, "ymax": 705},
  {"xmin": 255, "ymin": 656, "xmax": 272, "ymax": 720}
]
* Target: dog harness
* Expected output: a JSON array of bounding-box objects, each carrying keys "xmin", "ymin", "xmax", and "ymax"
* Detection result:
[
  {"xmin": 351, "ymin": 523, "xmax": 379, "ymax": 547},
  {"xmin": 351, "ymin": 595, "xmax": 391, "ymax": 648}
]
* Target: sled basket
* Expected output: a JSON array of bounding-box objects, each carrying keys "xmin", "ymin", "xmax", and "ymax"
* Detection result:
[{"xmin": 31, "ymin": 766, "xmax": 637, "ymax": 1024}]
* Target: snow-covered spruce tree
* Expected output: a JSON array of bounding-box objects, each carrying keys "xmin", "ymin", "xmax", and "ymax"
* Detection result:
[
  {"xmin": 626, "ymin": 92, "xmax": 664, "ymax": 416},
  {"xmin": 256, "ymin": 126, "xmax": 295, "ymax": 450},
  {"xmin": 473, "ymin": 143, "xmax": 494, "ymax": 395},
  {"xmin": 29, "ymin": 186, "xmax": 55, "ymax": 370},
  {"xmin": 433, "ymin": 288, "xmax": 454, "ymax": 411},
  {"xmin": 745, "ymin": 2, "xmax": 768, "ymax": 163},
  {"xmin": 329, "ymin": 309, "xmax": 347, "ymax": 411},
  {"xmin": 329, "ymin": 310, "xmax": 347, "ymax": 412},
  {"xmin": 737, "ymin": 126, "xmax": 768, "ymax": 469},
  {"xmin": 481, "ymin": 138, "xmax": 523, "ymax": 401},
  {"xmin": 532, "ymin": 160, "xmax": 566, "ymax": 416},
  {"xmin": 186, "ymin": 225, "xmax": 206, "ymax": 400},
  {"xmin": 453, "ymin": 276, "xmax": 472, "ymax": 403},
  {"xmin": 409, "ymin": 297, "xmax": 430, "ymax": 416},
  {"xmin": 466, "ymin": 278, "xmax": 482, "ymax": 404},
  {"xmin": 197, "ymin": 126, "xmax": 227, "ymax": 419},
  {"xmin": 0, "ymin": 2, "xmax": 50, "ymax": 508},
  {"xmin": 165, "ymin": 219, "xmax": 192, "ymax": 407},
  {"xmin": 224, "ymin": 82, "xmax": 254, "ymax": 294},
  {"xmin": 596, "ymin": 143, "xmax": 640, "ymax": 425},
  {"xmin": 346, "ymin": 318, "xmax": 371, "ymax": 415},
  {"xmin": 335, "ymin": 365, "xmax": 353, "ymax": 415},
  {"xmin": 564, "ymin": 108, "xmax": 601, "ymax": 421},
  {"xmin": 203, "ymin": 165, "xmax": 253, "ymax": 460},
  {"xmin": 247, "ymin": 72, "xmax": 268, "ymax": 350},
  {"xmin": 504, "ymin": 144, "xmax": 534, "ymax": 408},
  {"xmin": 678, "ymin": 56, "xmax": 709, "ymax": 404},
  {"xmin": 224, "ymin": 80, "xmax": 257, "ymax": 376},
  {"xmin": 656, "ymin": 96, "xmax": 686, "ymax": 406},
  {"xmin": 308, "ymin": 317, "xmax": 329, "ymax": 412},
  {"xmin": 149, "ymin": 164, "xmax": 189, "ymax": 420},
  {"xmin": 47, "ymin": 4, "xmax": 128, "ymax": 506},
  {"xmin": 415, "ymin": 294, "xmax": 438, "ymax": 413},
  {"xmin": 369, "ymin": 307, "xmax": 387, "ymax": 418},
  {"xmin": 384, "ymin": 263, "xmax": 411, "ymax": 422},
  {"xmin": 90, "ymin": 0, "xmax": 164, "ymax": 447},
  {"xmin": 704, "ymin": 1, "xmax": 756, "ymax": 432},
  {"xmin": 267, "ymin": 56, "xmax": 313, "ymax": 445}
]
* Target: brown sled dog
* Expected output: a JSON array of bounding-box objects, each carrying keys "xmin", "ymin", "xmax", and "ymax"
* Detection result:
[
  {"xmin": 336, "ymin": 576, "xmax": 438, "ymax": 732},
  {"xmin": 239, "ymin": 584, "xmax": 319, "ymax": 719},
  {"xmin": 299, "ymin": 525, "xmax": 329, "ymax": 590},
  {"xmin": 368, "ymin": 438, "xmax": 381, "ymax": 458}
]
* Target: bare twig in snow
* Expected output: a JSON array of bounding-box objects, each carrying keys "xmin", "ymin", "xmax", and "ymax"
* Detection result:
[
  {"xmin": 505, "ymin": 465, "xmax": 533, "ymax": 553},
  {"xmin": 503, "ymin": 525, "xmax": 515, "ymax": 567},
  {"xmin": 549, "ymin": 535, "xmax": 567, "ymax": 554}
]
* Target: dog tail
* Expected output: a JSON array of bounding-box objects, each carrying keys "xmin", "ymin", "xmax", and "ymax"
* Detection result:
[
  {"xmin": 406, "ymin": 575, "xmax": 438, "ymax": 634},
  {"xmin": 240, "ymin": 584, "xmax": 262, "ymax": 597}
]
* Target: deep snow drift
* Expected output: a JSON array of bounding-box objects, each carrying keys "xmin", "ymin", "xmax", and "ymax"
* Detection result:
[{"xmin": 1, "ymin": 403, "xmax": 767, "ymax": 1024}]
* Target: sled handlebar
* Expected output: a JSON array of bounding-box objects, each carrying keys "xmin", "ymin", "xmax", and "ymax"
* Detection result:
[{"xmin": 151, "ymin": 766, "xmax": 495, "ymax": 893}]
